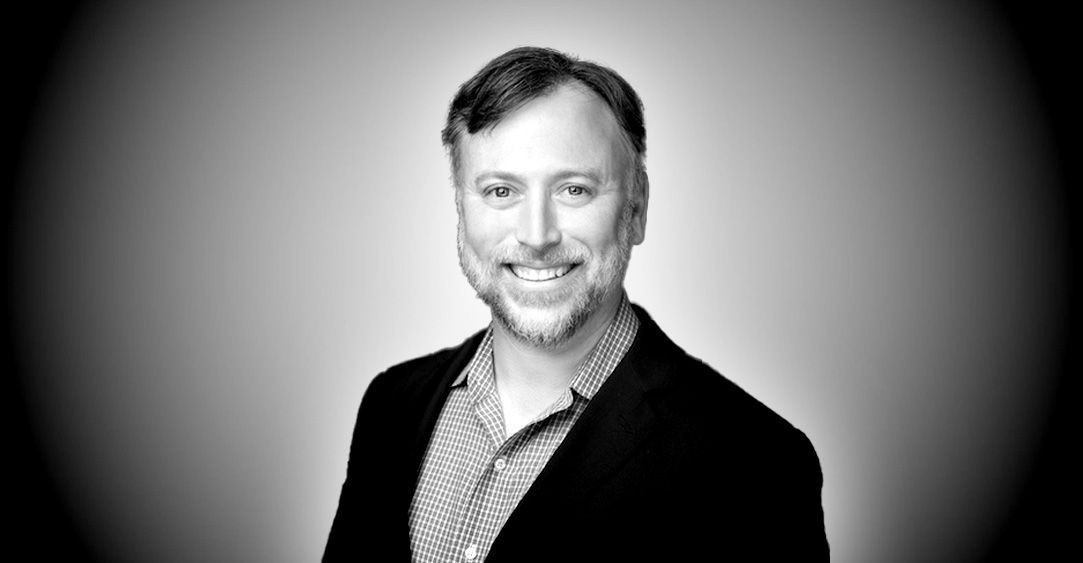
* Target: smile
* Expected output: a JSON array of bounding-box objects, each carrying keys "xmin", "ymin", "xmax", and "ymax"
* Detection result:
[{"xmin": 507, "ymin": 264, "xmax": 577, "ymax": 282}]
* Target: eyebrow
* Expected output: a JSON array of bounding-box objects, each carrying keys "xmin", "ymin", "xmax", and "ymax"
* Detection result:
[{"xmin": 473, "ymin": 168, "xmax": 605, "ymax": 186}]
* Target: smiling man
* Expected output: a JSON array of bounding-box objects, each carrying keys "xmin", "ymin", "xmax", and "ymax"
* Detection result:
[{"xmin": 324, "ymin": 47, "xmax": 828, "ymax": 562}]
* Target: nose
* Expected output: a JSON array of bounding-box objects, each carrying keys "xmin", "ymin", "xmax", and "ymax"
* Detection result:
[{"xmin": 516, "ymin": 192, "xmax": 561, "ymax": 252}]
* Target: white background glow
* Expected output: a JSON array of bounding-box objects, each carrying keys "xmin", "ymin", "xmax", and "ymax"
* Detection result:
[{"xmin": 11, "ymin": 1, "xmax": 1066, "ymax": 561}]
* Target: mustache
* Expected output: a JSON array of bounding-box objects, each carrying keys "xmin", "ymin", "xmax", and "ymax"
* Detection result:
[{"xmin": 487, "ymin": 244, "xmax": 589, "ymax": 266}]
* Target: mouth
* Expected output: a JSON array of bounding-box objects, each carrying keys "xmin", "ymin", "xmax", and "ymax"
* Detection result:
[{"xmin": 506, "ymin": 263, "xmax": 579, "ymax": 282}]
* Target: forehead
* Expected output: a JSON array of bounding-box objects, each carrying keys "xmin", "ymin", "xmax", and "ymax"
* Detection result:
[{"xmin": 459, "ymin": 83, "xmax": 630, "ymax": 181}]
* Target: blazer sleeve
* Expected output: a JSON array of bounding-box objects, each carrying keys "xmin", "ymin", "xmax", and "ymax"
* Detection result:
[
  {"xmin": 323, "ymin": 372, "xmax": 413, "ymax": 562},
  {"xmin": 794, "ymin": 430, "xmax": 830, "ymax": 560},
  {"xmin": 676, "ymin": 424, "xmax": 829, "ymax": 561},
  {"xmin": 758, "ymin": 428, "xmax": 830, "ymax": 561}
]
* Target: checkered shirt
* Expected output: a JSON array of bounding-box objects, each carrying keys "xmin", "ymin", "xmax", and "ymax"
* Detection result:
[{"xmin": 408, "ymin": 296, "xmax": 640, "ymax": 563}]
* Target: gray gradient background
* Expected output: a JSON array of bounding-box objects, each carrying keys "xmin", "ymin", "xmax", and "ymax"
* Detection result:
[{"xmin": 9, "ymin": 1, "xmax": 1068, "ymax": 561}]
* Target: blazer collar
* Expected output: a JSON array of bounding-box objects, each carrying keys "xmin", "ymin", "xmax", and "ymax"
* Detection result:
[
  {"xmin": 402, "ymin": 304, "xmax": 685, "ymax": 557},
  {"xmin": 488, "ymin": 303, "xmax": 685, "ymax": 557},
  {"xmin": 407, "ymin": 328, "xmax": 487, "ymax": 479}
]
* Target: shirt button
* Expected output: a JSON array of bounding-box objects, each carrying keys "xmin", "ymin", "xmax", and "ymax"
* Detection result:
[
  {"xmin": 464, "ymin": 544, "xmax": 479, "ymax": 561},
  {"xmin": 494, "ymin": 458, "xmax": 507, "ymax": 471}
]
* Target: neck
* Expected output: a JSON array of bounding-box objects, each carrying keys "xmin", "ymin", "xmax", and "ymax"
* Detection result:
[{"xmin": 490, "ymin": 290, "xmax": 623, "ymax": 435}]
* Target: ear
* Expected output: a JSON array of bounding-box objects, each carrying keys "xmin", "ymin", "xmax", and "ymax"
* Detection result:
[{"xmin": 629, "ymin": 171, "xmax": 648, "ymax": 246}]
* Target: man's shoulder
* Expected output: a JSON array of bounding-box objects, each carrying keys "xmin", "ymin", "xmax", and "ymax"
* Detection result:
[
  {"xmin": 662, "ymin": 349, "xmax": 802, "ymax": 430},
  {"xmin": 366, "ymin": 329, "xmax": 486, "ymax": 395},
  {"xmin": 636, "ymin": 347, "xmax": 822, "ymax": 491},
  {"xmin": 630, "ymin": 307, "xmax": 812, "ymax": 454}
]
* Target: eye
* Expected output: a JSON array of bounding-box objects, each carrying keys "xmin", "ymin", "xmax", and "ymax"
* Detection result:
[
  {"xmin": 565, "ymin": 185, "xmax": 588, "ymax": 197},
  {"xmin": 490, "ymin": 186, "xmax": 511, "ymax": 198}
]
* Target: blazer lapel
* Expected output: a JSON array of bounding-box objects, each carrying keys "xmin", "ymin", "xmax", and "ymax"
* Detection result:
[
  {"xmin": 487, "ymin": 305, "xmax": 679, "ymax": 557},
  {"xmin": 406, "ymin": 330, "xmax": 487, "ymax": 474},
  {"xmin": 382, "ymin": 329, "xmax": 486, "ymax": 556}
]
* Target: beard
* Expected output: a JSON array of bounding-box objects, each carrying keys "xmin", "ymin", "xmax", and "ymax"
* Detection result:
[{"xmin": 457, "ymin": 203, "xmax": 635, "ymax": 349}]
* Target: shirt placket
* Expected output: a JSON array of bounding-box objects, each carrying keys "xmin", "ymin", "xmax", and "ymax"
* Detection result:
[
  {"xmin": 410, "ymin": 298, "xmax": 639, "ymax": 563},
  {"xmin": 455, "ymin": 379, "xmax": 579, "ymax": 561},
  {"xmin": 453, "ymin": 382, "xmax": 520, "ymax": 561}
]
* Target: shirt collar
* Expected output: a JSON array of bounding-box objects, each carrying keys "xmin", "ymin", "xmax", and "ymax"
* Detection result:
[
  {"xmin": 451, "ymin": 293, "xmax": 640, "ymax": 401},
  {"xmin": 568, "ymin": 294, "xmax": 639, "ymax": 400},
  {"xmin": 451, "ymin": 329, "xmax": 492, "ymax": 388}
]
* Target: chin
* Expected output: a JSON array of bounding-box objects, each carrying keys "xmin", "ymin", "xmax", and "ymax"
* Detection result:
[
  {"xmin": 499, "ymin": 303, "xmax": 583, "ymax": 348},
  {"xmin": 486, "ymin": 282, "xmax": 610, "ymax": 348},
  {"xmin": 458, "ymin": 235, "xmax": 632, "ymax": 348}
]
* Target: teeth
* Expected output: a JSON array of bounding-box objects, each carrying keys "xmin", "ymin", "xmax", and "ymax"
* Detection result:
[{"xmin": 510, "ymin": 264, "xmax": 573, "ymax": 281}]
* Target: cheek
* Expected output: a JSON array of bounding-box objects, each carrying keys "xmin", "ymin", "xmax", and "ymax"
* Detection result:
[
  {"xmin": 461, "ymin": 206, "xmax": 509, "ymax": 252},
  {"xmin": 565, "ymin": 205, "xmax": 624, "ymax": 247}
]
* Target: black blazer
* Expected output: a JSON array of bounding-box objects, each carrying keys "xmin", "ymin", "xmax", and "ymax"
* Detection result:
[{"xmin": 325, "ymin": 305, "xmax": 829, "ymax": 561}]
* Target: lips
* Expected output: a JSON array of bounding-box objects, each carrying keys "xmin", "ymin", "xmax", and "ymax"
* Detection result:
[{"xmin": 508, "ymin": 264, "xmax": 577, "ymax": 282}]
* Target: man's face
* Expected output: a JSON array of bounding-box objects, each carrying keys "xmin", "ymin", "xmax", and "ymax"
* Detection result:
[{"xmin": 456, "ymin": 83, "xmax": 646, "ymax": 348}]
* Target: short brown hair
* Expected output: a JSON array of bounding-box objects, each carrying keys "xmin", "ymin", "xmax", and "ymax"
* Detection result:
[{"xmin": 442, "ymin": 46, "xmax": 647, "ymax": 202}]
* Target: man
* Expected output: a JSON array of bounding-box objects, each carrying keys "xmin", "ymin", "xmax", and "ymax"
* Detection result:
[{"xmin": 325, "ymin": 47, "xmax": 828, "ymax": 562}]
